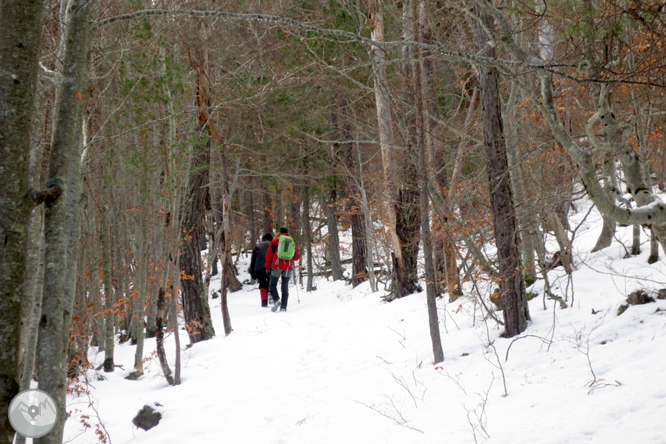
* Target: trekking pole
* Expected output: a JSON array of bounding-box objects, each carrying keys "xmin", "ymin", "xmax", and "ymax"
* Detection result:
[{"xmin": 295, "ymin": 266, "xmax": 301, "ymax": 304}]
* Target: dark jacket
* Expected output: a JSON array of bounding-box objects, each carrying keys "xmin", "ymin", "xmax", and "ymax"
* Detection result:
[
  {"xmin": 249, "ymin": 240, "xmax": 271, "ymax": 277},
  {"xmin": 265, "ymin": 233, "xmax": 300, "ymax": 271}
]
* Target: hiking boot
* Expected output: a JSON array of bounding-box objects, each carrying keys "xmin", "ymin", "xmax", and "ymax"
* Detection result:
[
  {"xmin": 279, "ymin": 307, "xmax": 287, "ymax": 312},
  {"xmin": 271, "ymin": 298, "xmax": 281, "ymax": 312}
]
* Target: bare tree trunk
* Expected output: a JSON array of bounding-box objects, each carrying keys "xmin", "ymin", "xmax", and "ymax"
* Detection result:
[
  {"xmin": 169, "ymin": 259, "xmax": 181, "ymax": 385},
  {"xmin": 357, "ymin": 148, "xmax": 378, "ymax": 293},
  {"xmin": 35, "ymin": 1, "xmax": 99, "ymax": 442},
  {"xmin": 338, "ymin": 97, "xmax": 368, "ymax": 287},
  {"xmin": 219, "ymin": 147, "xmax": 234, "ymax": 336},
  {"xmin": 179, "ymin": 126, "xmax": 215, "ymax": 343},
  {"xmin": 592, "ymin": 152, "xmax": 617, "ymax": 252},
  {"xmin": 367, "ymin": 0, "xmax": 412, "ymax": 298},
  {"xmin": 546, "ymin": 210, "xmax": 573, "ymax": 275},
  {"xmin": 324, "ymin": 94, "xmax": 345, "ymax": 282},
  {"xmin": 476, "ymin": 3, "xmax": 529, "ymax": 337},
  {"xmin": 326, "ymin": 187, "xmax": 344, "ymax": 281},
  {"xmin": 505, "ymin": 80, "xmax": 539, "ymax": 285},
  {"xmin": 100, "ymin": 204, "xmax": 115, "ymax": 372},
  {"xmin": 132, "ymin": 223, "xmax": 147, "ymax": 373},
  {"xmin": 303, "ymin": 186, "xmax": 314, "ymax": 292},
  {"xmin": 418, "ymin": 0, "xmax": 462, "ymax": 298},
  {"xmin": 631, "ymin": 225, "xmax": 641, "ymax": 256},
  {"xmin": 413, "ymin": 3, "xmax": 444, "ymax": 362},
  {"xmin": 155, "ymin": 288, "xmax": 173, "ymax": 385},
  {"xmin": 648, "ymin": 231, "xmax": 659, "ymax": 264},
  {"xmin": 20, "ymin": 198, "xmax": 46, "ymax": 392},
  {"xmin": 0, "ymin": 0, "xmax": 46, "ymax": 438}
]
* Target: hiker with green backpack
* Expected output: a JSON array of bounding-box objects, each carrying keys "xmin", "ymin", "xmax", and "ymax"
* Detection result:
[{"xmin": 265, "ymin": 227, "xmax": 300, "ymax": 312}]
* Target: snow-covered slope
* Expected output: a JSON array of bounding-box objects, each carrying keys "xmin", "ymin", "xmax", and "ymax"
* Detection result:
[{"xmin": 63, "ymin": 204, "xmax": 666, "ymax": 444}]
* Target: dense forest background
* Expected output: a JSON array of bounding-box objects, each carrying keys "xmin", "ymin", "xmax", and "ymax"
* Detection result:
[{"xmin": 2, "ymin": 0, "xmax": 666, "ymax": 442}]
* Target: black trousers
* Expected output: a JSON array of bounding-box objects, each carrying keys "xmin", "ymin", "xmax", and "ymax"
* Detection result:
[
  {"xmin": 255, "ymin": 268, "xmax": 269, "ymax": 290},
  {"xmin": 269, "ymin": 269, "xmax": 290, "ymax": 309}
]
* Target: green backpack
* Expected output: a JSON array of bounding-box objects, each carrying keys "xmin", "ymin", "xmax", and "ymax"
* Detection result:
[{"xmin": 276, "ymin": 235, "xmax": 296, "ymax": 260}]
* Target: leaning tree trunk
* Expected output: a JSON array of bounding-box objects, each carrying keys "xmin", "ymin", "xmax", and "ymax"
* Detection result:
[
  {"xmin": 0, "ymin": 0, "xmax": 46, "ymax": 439},
  {"xmin": 476, "ymin": 4, "xmax": 529, "ymax": 337},
  {"xmin": 591, "ymin": 152, "xmax": 617, "ymax": 252},
  {"xmin": 155, "ymin": 288, "xmax": 174, "ymax": 385}
]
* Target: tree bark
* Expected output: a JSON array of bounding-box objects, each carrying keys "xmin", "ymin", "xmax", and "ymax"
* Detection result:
[
  {"xmin": 505, "ymin": 80, "xmax": 539, "ymax": 285},
  {"xmin": 367, "ymin": 0, "xmax": 414, "ymax": 298},
  {"xmin": 155, "ymin": 288, "xmax": 173, "ymax": 385},
  {"xmin": 591, "ymin": 152, "xmax": 617, "ymax": 252},
  {"xmin": 324, "ymin": 94, "xmax": 346, "ymax": 282},
  {"xmin": 303, "ymin": 186, "xmax": 314, "ymax": 292},
  {"xmin": 35, "ymin": 1, "xmax": 99, "ymax": 442},
  {"xmin": 418, "ymin": 0, "xmax": 462, "ymax": 298},
  {"xmin": 100, "ymin": 204, "xmax": 115, "ymax": 372},
  {"xmin": 179, "ymin": 122, "xmax": 215, "ymax": 342},
  {"xmin": 219, "ymin": 140, "xmax": 234, "ymax": 336},
  {"xmin": 413, "ymin": 2, "xmax": 444, "ymax": 362},
  {"xmin": 0, "ymin": 0, "xmax": 46, "ymax": 438},
  {"xmin": 476, "ymin": 3, "xmax": 529, "ymax": 337},
  {"xmin": 326, "ymin": 187, "xmax": 344, "ymax": 281},
  {"xmin": 338, "ymin": 97, "xmax": 368, "ymax": 287}
]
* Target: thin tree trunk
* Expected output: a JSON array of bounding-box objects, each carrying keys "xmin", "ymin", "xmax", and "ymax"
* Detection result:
[
  {"xmin": 100, "ymin": 204, "xmax": 115, "ymax": 372},
  {"xmin": 505, "ymin": 80, "xmax": 539, "ymax": 285},
  {"xmin": 326, "ymin": 187, "xmax": 344, "ymax": 281},
  {"xmin": 132, "ymin": 225, "xmax": 147, "ymax": 373},
  {"xmin": 418, "ymin": 0, "xmax": 462, "ymax": 298},
  {"xmin": 648, "ymin": 231, "xmax": 659, "ymax": 264},
  {"xmin": 169, "ymin": 258, "xmax": 182, "ymax": 385},
  {"xmin": 631, "ymin": 225, "xmax": 641, "ymax": 256},
  {"xmin": 476, "ymin": 3, "xmax": 529, "ymax": 337},
  {"xmin": 303, "ymin": 186, "xmax": 314, "ymax": 292},
  {"xmin": 325, "ymin": 94, "xmax": 345, "ymax": 282},
  {"xmin": 338, "ymin": 97, "xmax": 368, "ymax": 287},
  {"xmin": 413, "ymin": 3, "xmax": 444, "ymax": 362},
  {"xmin": 357, "ymin": 147, "xmax": 378, "ymax": 293},
  {"xmin": 219, "ymin": 137, "xmax": 236, "ymax": 336},
  {"xmin": 155, "ymin": 288, "xmax": 173, "ymax": 385}
]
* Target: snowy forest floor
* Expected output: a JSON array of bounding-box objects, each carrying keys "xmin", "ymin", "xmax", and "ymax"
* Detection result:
[{"xmin": 61, "ymin": 201, "xmax": 666, "ymax": 444}]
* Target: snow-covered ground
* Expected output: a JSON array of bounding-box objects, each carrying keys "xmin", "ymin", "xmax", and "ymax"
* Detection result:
[{"xmin": 62, "ymin": 203, "xmax": 666, "ymax": 444}]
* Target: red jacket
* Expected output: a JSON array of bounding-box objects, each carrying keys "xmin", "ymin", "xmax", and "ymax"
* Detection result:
[{"xmin": 265, "ymin": 233, "xmax": 300, "ymax": 271}]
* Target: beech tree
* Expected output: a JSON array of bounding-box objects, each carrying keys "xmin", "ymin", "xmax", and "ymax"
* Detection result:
[{"xmin": 0, "ymin": 0, "xmax": 48, "ymax": 440}]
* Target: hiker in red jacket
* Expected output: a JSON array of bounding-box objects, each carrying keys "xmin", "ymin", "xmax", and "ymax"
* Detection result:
[{"xmin": 265, "ymin": 227, "xmax": 300, "ymax": 312}]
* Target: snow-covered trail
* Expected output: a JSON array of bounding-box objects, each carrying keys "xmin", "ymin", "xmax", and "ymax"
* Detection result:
[{"xmin": 71, "ymin": 280, "xmax": 460, "ymax": 443}]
